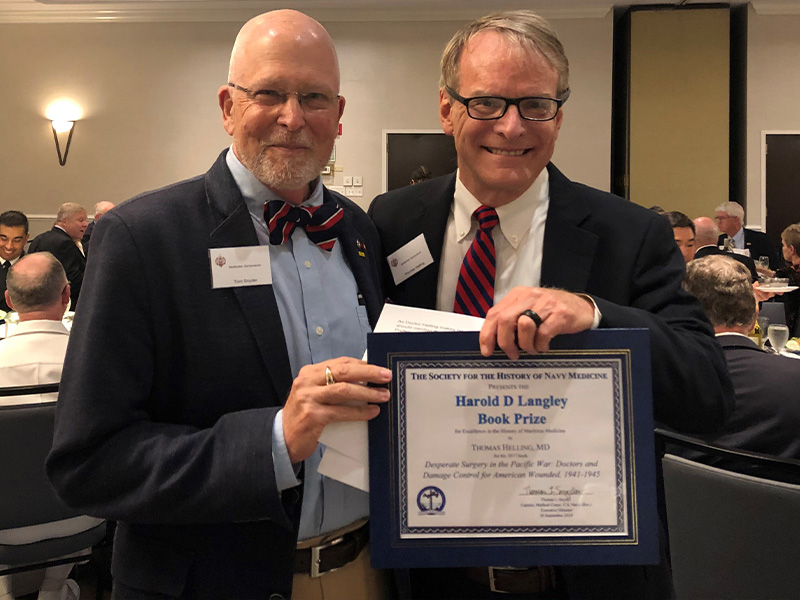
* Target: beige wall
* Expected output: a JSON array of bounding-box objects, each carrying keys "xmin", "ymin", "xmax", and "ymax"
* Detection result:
[
  {"xmin": 0, "ymin": 13, "xmax": 612, "ymax": 232},
  {"xmin": 629, "ymin": 9, "xmax": 730, "ymax": 219},
  {"xmin": 2, "ymin": 7, "xmax": 797, "ymax": 236},
  {"xmin": 747, "ymin": 7, "xmax": 800, "ymax": 231}
]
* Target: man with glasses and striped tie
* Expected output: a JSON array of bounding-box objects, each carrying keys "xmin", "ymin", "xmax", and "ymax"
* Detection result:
[{"xmin": 369, "ymin": 10, "xmax": 733, "ymax": 599}]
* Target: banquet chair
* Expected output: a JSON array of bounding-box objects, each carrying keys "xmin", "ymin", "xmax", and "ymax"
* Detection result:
[
  {"xmin": 655, "ymin": 429, "xmax": 800, "ymax": 599},
  {"xmin": 759, "ymin": 301, "xmax": 787, "ymax": 326},
  {"xmin": 0, "ymin": 386, "xmax": 106, "ymax": 580}
]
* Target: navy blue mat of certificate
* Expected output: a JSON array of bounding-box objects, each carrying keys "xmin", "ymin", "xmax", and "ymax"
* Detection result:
[{"xmin": 367, "ymin": 329, "xmax": 658, "ymax": 568}]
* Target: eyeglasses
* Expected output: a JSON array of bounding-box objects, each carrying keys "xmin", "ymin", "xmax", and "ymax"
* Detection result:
[
  {"xmin": 228, "ymin": 83, "xmax": 339, "ymax": 112},
  {"xmin": 445, "ymin": 87, "xmax": 570, "ymax": 122},
  {"xmin": 714, "ymin": 215, "xmax": 734, "ymax": 221}
]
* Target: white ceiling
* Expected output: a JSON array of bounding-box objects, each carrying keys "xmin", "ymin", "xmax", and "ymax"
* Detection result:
[{"xmin": 0, "ymin": 0, "xmax": 798, "ymax": 23}]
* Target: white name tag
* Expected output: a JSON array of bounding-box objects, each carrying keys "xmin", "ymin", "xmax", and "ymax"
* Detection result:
[
  {"xmin": 387, "ymin": 234, "xmax": 434, "ymax": 285},
  {"xmin": 209, "ymin": 246, "xmax": 272, "ymax": 289}
]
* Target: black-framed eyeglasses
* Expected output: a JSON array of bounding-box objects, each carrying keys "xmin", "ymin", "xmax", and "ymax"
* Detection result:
[
  {"xmin": 228, "ymin": 83, "xmax": 340, "ymax": 112},
  {"xmin": 446, "ymin": 87, "xmax": 570, "ymax": 122}
]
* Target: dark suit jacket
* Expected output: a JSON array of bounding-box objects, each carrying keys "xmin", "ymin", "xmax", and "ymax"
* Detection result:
[
  {"xmin": 81, "ymin": 220, "xmax": 95, "ymax": 258},
  {"xmin": 370, "ymin": 166, "xmax": 733, "ymax": 432},
  {"xmin": 46, "ymin": 150, "xmax": 384, "ymax": 599},
  {"xmin": 28, "ymin": 227, "xmax": 85, "ymax": 309},
  {"xmin": 0, "ymin": 251, "xmax": 24, "ymax": 314},
  {"xmin": 718, "ymin": 228, "xmax": 780, "ymax": 270},
  {"xmin": 698, "ymin": 335, "xmax": 800, "ymax": 459},
  {"xmin": 369, "ymin": 165, "xmax": 735, "ymax": 600},
  {"xmin": 694, "ymin": 244, "xmax": 758, "ymax": 281}
]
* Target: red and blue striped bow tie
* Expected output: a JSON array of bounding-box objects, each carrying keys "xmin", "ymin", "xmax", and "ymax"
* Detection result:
[{"xmin": 265, "ymin": 199, "xmax": 344, "ymax": 252}]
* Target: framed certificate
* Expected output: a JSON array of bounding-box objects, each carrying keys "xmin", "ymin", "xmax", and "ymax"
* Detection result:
[{"xmin": 367, "ymin": 329, "xmax": 658, "ymax": 568}]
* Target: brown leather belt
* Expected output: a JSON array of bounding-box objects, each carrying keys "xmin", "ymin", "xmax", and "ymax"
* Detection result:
[
  {"xmin": 464, "ymin": 566, "xmax": 558, "ymax": 595},
  {"xmin": 294, "ymin": 522, "xmax": 369, "ymax": 578}
]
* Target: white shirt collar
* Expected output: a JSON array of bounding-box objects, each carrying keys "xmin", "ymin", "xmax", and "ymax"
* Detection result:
[
  {"xmin": 8, "ymin": 320, "xmax": 69, "ymax": 337},
  {"xmin": 452, "ymin": 168, "xmax": 549, "ymax": 250},
  {"xmin": 715, "ymin": 331, "xmax": 751, "ymax": 340}
]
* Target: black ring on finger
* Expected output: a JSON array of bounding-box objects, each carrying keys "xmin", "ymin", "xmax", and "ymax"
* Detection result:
[{"xmin": 521, "ymin": 309, "xmax": 543, "ymax": 327}]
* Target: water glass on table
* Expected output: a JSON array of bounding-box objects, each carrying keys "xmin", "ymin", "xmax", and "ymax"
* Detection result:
[{"xmin": 767, "ymin": 324, "xmax": 790, "ymax": 354}]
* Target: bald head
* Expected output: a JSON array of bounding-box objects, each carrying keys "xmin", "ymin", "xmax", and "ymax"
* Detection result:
[
  {"xmin": 5, "ymin": 252, "xmax": 70, "ymax": 321},
  {"xmin": 228, "ymin": 10, "xmax": 340, "ymax": 86},
  {"xmin": 694, "ymin": 217, "xmax": 720, "ymax": 248},
  {"xmin": 219, "ymin": 10, "xmax": 345, "ymax": 204}
]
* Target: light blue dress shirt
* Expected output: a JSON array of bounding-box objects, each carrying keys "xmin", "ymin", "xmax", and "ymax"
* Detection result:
[
  {"xmin": 226, "ymin": 149, "xmax": 371, "ymax": 540},
  {"xmin": 732, "ymin": 227, "xmax": 746, "ymax": 250}
]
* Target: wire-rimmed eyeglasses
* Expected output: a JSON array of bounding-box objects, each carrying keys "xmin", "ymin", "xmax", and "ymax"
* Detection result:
[{"xmin": 228, "ymin": 83, "xmax": 340, "ymax": 112}]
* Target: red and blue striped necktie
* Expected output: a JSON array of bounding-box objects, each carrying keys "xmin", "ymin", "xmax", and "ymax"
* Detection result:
[
  {"xmin": 454, "ymin": 205, "xmax": 499, "ymax": 317},
  {"xmin": 265, "ymin": 199, "xmax": 344, "ymax": 252}
]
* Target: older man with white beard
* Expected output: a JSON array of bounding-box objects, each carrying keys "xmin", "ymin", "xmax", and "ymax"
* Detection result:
[{"xmin": 46, "ymin": 10, "xmax": 391, "ymax": 599}]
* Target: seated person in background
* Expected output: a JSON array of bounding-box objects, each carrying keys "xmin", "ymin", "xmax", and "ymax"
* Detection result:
[
  {"xmin": 683, "ymin": 254, "xmax": 800, "ymax": 459},
  {"xmin": 0, "ymin": 252, "xmax": 101, "ymax": 600},
  {"xmin": 28, "ymin": 204, "xmax": 88, "ymax": 310},
  {"xmin": 0, "ymin": 253, "xmax": 70, "ymax": 405},
  {"xmin": 715, "ymin": 201, "xmax": 780, "ymax": 270},
  {"xmin": 693, "ymin": 216, "xmax": 757, "ymax": 281},
  {"xmin": 410, "ymin": 164, "xmax": 432, "ymax": 185},
  {"xmin": 0, "ymin": 210, "xmax": 29, "ymax": 314},
  {"xmin": 773, "ymin": 223, "xmax": 800, "ymax": 336},
  {"xmin": 665, "ymin": 210, "xmax": 695, "ymax": 264}
]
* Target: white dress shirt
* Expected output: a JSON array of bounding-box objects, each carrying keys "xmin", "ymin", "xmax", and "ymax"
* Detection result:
[
  {"xmin": 0, "ymin": 320, "xmax": 69, "ymax": 405},
  {"xmin": 0, "ymin": 318, "xmax": 103, "ymax": 544},
  {"xmin": 437, "ymin": 169, "xmax": 550, "ymax": 312}
]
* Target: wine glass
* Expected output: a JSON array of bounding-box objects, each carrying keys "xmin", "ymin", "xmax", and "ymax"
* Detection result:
[{"xmin": 767, "ymin": 324, "xmax": 790, "ymax": 354}]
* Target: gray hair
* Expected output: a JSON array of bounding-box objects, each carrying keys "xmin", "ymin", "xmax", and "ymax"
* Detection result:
[
  {"xmin": 56, "ymin": 202, "xmax": 87, "ymax": 223},
  {"xmin": 683, "ymin": 255, "xmax": 755, "ymax": 328},
  {"xmin": 714, "ymin": 201, "xmax": 745, "ymax": 221},
  {"xmin": 781, "ymin": 223, "xmax": 800, "ymax": 253},
  {"xmin": 6, "ymin": 252, "xmax": 68, "ymax": 313},
  {"xmin": 440, "ymin": 10, "xmax": 569, "ymax": 96}
]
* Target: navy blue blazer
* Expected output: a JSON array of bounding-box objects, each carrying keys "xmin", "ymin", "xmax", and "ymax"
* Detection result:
[
  {"xmin": 46, "ymin": 150, "xmax": 384, "ymax": 599},
  {"xmin": 694, "ymin": 245, "xmax": 758, "ymax": 282},
  {"xmin": 0, "ymin": 250, "xmax": 23, "ymax": 313},
  {"xmin": 369, "ymin": 165, "xmax": 733, "ymax": 433},
  {"xmin": 369, "ymin": 165, "xmax": 735, "ymax": 600},
  {"xmin": 718, "ymin": 228, "xmax": 780, "ymax": 270},
  {"xmin": 28, "ymin": 227, "xmax": 85, "ymax": 308},
  {"xmin": 700, "ymin": 335, "xmax": 800, "ymax": 459}
]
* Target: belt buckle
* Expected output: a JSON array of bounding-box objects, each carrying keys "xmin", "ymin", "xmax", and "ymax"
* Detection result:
[
  {"xmin": 488, "ymin": 566, "xmax": 528, "ymax": 594},
  {"xmin": 310, "ymin": 534, "xmax": 345, "ymax": 578}
]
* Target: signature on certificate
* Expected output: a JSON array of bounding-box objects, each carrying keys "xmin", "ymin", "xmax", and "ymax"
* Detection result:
[{"xmin": 520, "ymin": 485, "xmax": 585, "ymax": 497}]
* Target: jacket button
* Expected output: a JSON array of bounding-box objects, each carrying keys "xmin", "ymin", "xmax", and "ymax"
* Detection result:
[{"xmin": 269, "ymin": 594, "xmax": 285, "ymax": 600}]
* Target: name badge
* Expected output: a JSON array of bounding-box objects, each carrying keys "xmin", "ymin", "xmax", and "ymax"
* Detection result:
[
  {"xmin": 209, "ymin": 246, "xmax": 272, "ymax": 289},
  {"xmin": 387, "ymin": 234, "xmax": 434, "ymax": 285}
]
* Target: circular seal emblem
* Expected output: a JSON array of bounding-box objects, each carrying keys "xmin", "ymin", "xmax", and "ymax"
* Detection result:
[
  {"xmin": 214, "ymin": 255, "xmax": 226, "ymax": 268},
  {"xmin": 416, "ymin": 486, "xmax": 446, "ymax": 514},
  {"xmin": 390, "ymin": 258, "xmax": 399, "ymax": 268}
]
